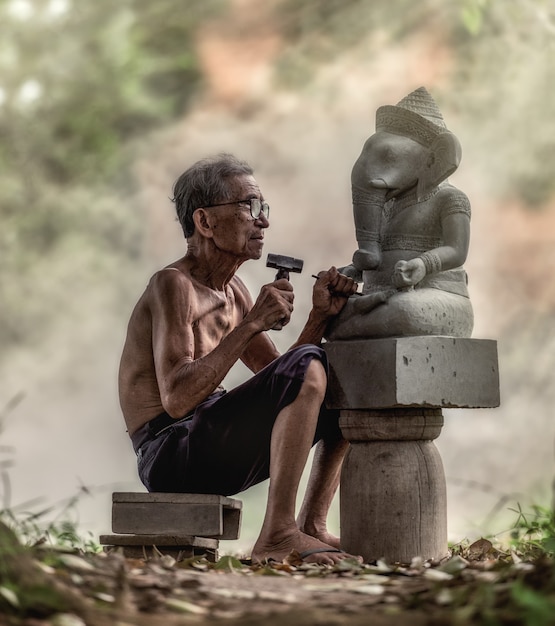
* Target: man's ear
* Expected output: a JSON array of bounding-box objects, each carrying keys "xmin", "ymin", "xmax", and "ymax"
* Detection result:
[{"xmin": 192, "ymin": 208, "xmax": 214, "ymax": 238}]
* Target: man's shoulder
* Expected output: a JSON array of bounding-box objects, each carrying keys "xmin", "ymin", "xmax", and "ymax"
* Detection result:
[
  {"xmin": 145, "ymin": 267, "xmax": 195, "ymax": 306},
  {"xmin": 149, "ymin": 266, "xmax": 190, "ymax": 289}
]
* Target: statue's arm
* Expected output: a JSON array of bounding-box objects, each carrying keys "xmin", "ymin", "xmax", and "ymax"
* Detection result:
[
  {"xmin": 437, "ymin": 211, "xmax": 470, "ymax": 268},
  {"xmin": 420, "ymin": 188, "xmax": 471, "ymax": 272},
  {"xmin": 393, "ymin": 190, "xmax": 471, "ymax": 287}
]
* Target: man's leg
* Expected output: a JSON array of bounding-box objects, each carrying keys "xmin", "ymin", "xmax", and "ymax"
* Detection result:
[
  {"xmin": 296, "ymin": 434, "xmax": 349, "ymax": 549},
  {"xmin": 251, "ymin": 360, "xmax": 357, "ymax": 565}
]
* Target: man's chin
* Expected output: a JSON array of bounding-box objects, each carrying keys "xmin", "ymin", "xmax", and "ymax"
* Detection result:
[{"xmin": 249, "ymin": 242, "xmax": 264, "ymax": 260}]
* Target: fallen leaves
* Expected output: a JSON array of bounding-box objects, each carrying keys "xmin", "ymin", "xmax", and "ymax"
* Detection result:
[{"xmin": 2, "ymin": 536, "xmax": 555, "ymax": 625}]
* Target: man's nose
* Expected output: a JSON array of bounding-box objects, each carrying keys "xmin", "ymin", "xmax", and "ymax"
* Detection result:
[{"xmin": 256, "ymin": 213, "xmax": 270, "ymax": 227}]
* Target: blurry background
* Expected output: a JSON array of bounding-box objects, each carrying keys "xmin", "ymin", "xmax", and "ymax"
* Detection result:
[{"xmin": 1, "ymin": 0, "xmax": 554, "ymax": 554}]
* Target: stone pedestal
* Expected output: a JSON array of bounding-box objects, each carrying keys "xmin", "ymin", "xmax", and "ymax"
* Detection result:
[{"xmin": 324, "ymin": 336, "xmax": 499, "ymax": 564}]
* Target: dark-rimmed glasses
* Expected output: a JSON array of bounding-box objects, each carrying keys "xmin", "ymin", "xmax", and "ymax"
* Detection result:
[{"xmin": 202, "ymin": 198, "xmax": 270, "ymax": 220}]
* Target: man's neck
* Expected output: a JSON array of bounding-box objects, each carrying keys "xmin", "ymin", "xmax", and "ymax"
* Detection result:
[{"xmin": 183, "ymin": 241, "xmax": 244, "ymax": 291}]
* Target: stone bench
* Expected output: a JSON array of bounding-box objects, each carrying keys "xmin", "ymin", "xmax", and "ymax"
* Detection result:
[{"xmin": 100, "ymin": 492, "xmax": 242, "ymax": 561}]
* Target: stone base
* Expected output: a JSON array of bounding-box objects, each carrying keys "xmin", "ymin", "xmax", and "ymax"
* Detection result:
[
  {"xmin": 324, "ymin": 336, "xmax": 500, "ymax": 564},
  {"xmin": 324, "ymin": 336, "xmax": 499, "ymax": 409},
  {"xmin": 339, "ymin": 409, "xmax": 447, "ymax": 563},
  {"xmin": 99, "ymin": 533, "xmax": 219, "ymax": 562}
]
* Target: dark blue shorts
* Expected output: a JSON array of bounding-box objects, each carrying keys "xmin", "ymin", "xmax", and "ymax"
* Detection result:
[{"xmin": 130, "ymin": 344, "xmax": 340, "ymax": 496}]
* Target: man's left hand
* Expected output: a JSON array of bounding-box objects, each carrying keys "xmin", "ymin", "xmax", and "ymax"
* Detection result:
[{"xmin": 312, "ymin": 267, "xmax": 358, "ymax": 317}]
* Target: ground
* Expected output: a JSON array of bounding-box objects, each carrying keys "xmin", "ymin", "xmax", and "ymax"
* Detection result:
[{"xmin": 2, "ymin": 535, "xmax": 555, "ymax": 626}]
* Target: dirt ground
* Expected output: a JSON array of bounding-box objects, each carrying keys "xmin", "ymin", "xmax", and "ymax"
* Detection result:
[{"xmin": 6, "ymin": 538, "xmax": 552, "ymax": 626}]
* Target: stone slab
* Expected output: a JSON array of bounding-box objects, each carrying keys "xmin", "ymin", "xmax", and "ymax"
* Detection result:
[
  {"xmin": 111, "ymin": 492, "xmax": 242, "ymax": 540},
  {"xmin": 99, "ymin": 533, "xmax": 219, "ymax": 561},
  {"xmin": 324, "ymin": 336, "xmax": 500, "ymax": 409}
]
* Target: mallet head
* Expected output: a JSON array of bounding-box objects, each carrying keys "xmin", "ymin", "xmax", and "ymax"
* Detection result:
[{"xmin": 266, "ymin": 253, "xmax": 304, "ymax": 280}]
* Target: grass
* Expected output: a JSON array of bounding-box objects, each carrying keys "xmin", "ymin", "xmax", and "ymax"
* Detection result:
[{"xmin": 509, "ymin": 503, "xmax": 555, "ymax": 559}]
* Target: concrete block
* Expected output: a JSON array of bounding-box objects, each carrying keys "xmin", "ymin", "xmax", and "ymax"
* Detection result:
[
  {"xmin": 111, "ymin": 492, "xmax": 242, "ymax": 540},
  {"xmin": 99, "ymin": 533, "xmax": 219, "ymax": 561},
  {"xmin": 324, "ymin": 336, "xmax": 500, "ymax": 409}
]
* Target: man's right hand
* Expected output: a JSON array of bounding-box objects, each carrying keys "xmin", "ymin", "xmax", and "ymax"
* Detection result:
[{"xmin": 246, "ymin": 278, "xmax": 295, "ymax": 331}]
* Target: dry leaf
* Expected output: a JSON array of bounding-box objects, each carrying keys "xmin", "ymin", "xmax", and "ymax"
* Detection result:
[
  {"xmin": 467, "ymin": 538, "xmax": 493, "ymax": 561},
  {"xmin": 423, "ymin": 569, "xmax": 453, "ymax": 582},
  {"xmin": 283, "ymin": 550, "xmax": 303, "ymax": 567},
  {"xmin": 438, "ymin": 555, "xmax": 468, "ymax": 575}
]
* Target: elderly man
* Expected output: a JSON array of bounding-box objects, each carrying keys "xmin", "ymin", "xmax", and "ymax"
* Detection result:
[{"xmin": 118, "ymin": 153, "xmax": 358, "ymax": 565}]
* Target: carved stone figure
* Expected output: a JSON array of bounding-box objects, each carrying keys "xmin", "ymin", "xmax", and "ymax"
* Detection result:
[{"xmin": 327, "ymin": 87, "xmax": 474, "ymax": 340}]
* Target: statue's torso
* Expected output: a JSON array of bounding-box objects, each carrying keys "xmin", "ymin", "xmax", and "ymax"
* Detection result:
[{"xmin": 363, "ymin": 184, "xmax": 471, "ymax": 297}]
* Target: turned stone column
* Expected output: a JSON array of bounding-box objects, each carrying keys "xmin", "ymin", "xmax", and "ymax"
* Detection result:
[
  {"xmin": 324, "ymin": 336, "xmax": 500, "ymax": 564},
  {"xmin": 339, "ymin": 408, "xmax": 447, "ymax": 563}
]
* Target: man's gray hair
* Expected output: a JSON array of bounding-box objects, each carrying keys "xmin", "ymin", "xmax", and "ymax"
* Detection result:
[{"xmin": 171, "ymin": 153, "xmax": 254, "ymax": 238}]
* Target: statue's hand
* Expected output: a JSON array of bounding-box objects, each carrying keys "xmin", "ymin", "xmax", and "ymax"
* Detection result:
[{"xmin": 392, "ymin": 258, "xmax": 426, "ymax": 288}]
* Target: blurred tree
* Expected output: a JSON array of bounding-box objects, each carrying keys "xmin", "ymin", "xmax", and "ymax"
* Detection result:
[
  {"xmin": 451, "ymin": 0, "xmax": 555, "ymax": 207},
  {"xmin": 0, "ymin": 0, "xmax": 226, "ymax": 352},
  {"xmin": 273, "ymin": 0, "xmax": 457, "ymax": 87},
  {"xmin": 273, "ymin": 0, "xmax": 555, "ymax": 208},
  {"xmin": 1, "ymin": 0, "xmax": 554, "ymax": 358}
]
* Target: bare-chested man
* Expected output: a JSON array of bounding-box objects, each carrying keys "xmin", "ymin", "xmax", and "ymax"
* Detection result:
[{"xmin": 118, "ymin": 153, "xmax": 359, "ymax": 565}]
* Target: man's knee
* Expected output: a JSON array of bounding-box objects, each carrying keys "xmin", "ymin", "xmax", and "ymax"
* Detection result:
[{"xmin": 301, "ymin": 359, "xmax": 328, "ymax": 399}]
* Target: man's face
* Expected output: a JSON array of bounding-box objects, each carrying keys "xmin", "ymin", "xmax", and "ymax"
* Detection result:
[{"xmin": 205, "ymin": 174, "xmax": 269, "ymax": 261}]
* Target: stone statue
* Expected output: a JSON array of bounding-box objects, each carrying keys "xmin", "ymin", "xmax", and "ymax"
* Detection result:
[{"xmin": 327, "ymin": 87, "xmax": 474, "ymax": 340}]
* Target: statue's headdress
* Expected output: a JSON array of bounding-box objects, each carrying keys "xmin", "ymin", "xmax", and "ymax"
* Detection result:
[{"xmin": 375, "ymin": 87, "xmax": 448, "ymax": 148}]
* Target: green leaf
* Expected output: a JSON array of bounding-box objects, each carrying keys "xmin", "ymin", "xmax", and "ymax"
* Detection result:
[
  {"xmin": 511, "ymin": 582, "xmax": 555, "ymax": 624},
  {"xmin": 214, "ymin": 555, "xmax": 244, "ymax": 572},
  {"xmin": 461, "ymin": 6, "xmax": 483, "ymax": 36}
]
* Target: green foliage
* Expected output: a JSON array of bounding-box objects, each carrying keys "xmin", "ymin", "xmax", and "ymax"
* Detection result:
[
  {"xmin": 274, "ymin": 0, "xmax": 555, "ymax": 208},
  {"xmin": 511, "ymin": 582, "xmax": 555, "ymax": 626},
  {"xmin": 0, "ymin": 0, "xmax": 227, "ymax": 184},
  {"xmin": 509, "ymin": 504, "xmax": 555, "ymax": 559},
  {"xmin": 460, "ymin": 0, "xmax": 491, "ymax": 35},
  {"xmin": 449, "ymin": 0, "xmax": 555, "ymax": 207},
  {"xmin": 0, "ymin": 0, "xmax": 227, "ymax": 360},
  {"xmin": 274, "ymin": 0, "xmax": 456, "ymax": 88},
  {"xmin": 1, "ymin": 0, "xmax": 555, "ymax": 361},
  {"xmin": 1, "ymin": 499, "xmax": 101, "ymax": 554},
  {"xmin": 213, "ymin": 554, "xmax": 245, "ymax": 572}
]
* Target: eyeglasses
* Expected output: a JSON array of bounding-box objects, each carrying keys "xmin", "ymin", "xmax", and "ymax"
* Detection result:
[{"xmin": 202, "ymin": 198, "xmax": 270, "ymax": 220}]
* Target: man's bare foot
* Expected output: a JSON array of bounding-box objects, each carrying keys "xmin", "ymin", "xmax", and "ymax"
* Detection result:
[
  {"xmin": 252, "ymin": 526, "xmax": 361, "ymax": 566},
  {"xmin": 297, "ymin": 518, "xmax": 341, "ymax": 549},
  {"xmin": 303, "ymin": 529, "xmax": 341, "ymax": 550}
]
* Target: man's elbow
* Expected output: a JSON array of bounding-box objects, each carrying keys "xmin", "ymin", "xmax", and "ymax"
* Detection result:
[{"xmin": 160, "ymin": 388, "xmax": 189, "ymax": 420}]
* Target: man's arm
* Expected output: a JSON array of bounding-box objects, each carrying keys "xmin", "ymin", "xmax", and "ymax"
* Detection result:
[
  {"xmin": 232, "ymin": 276, "xmax": 282, "ymax": 373},
  {"xmin": 151, "ymin": 269, "xmax": 293, "ymax": 417},
  {"xmin": 292, "ymin": 267, "xmax": 357, "ymax": 348}
]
